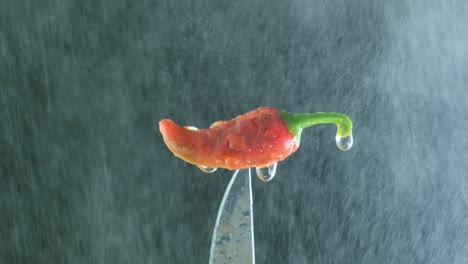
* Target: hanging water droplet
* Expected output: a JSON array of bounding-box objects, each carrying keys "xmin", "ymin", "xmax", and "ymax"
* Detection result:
[
  {"xmin": 256, "ymin": 163, "xmax": 277, "ymax": 182},
  {"xmin": 335, "ymin": 133, "xmax": 353, "ymax": 151},
  {"xmin": 184, "ymin": 126, "xmax": 198, "ymax": 131},
  {"xmin": 198, "ymin": 165, "xmax": 217, "ymax": 173}
]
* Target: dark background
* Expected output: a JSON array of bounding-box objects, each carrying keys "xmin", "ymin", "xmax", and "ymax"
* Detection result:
[{"xmin": 2, "ymin": 0, "xmax": 468, "ymax": 263}]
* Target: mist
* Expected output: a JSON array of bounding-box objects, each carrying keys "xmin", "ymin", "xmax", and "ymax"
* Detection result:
[{"xmin": 1, "ymin": 0, "xmax": 468, "ymax": 263}]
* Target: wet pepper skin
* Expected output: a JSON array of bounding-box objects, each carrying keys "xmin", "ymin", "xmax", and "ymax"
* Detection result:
[{"xmin": 159, "ymin": 107, "xmax": 298, "ymax": 170}]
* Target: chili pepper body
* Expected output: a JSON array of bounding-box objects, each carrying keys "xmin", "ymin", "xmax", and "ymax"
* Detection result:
[{"xmin": 159, "ymin": 107, "xmax": 298, "ymax": 170}]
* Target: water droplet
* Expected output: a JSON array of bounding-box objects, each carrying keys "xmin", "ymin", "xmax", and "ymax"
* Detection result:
[
  {"xmin": 295, "ymin": 130, "xmax": 302, "ymax": 146},
  {"xmin": 210, "ymin": 121, "xmax": 225, "ymax": 128},
  {"xmin": 256, "ymin": 163, "xmax": 277, "ymax": 182},
  {"xmin": 184, "ymin": 126, "xmax": 198, "ymax": 131},
  {"xmin": 225, "ymin": 157, "xmax": 240, "ymax": 167},
  {"xmin": 270, "ymin": 153, "xmax": 284, "ymax": 160},
  {"xmin": 335, "ymin": 134, "xmax": 353, "ymax": 151},
  {"xmin": 198, "ymin": 165, "xmax": 217, "ymax": 173}
]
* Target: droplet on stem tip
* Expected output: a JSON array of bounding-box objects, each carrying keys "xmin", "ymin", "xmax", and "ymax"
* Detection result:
[{"xmin": 335, "ymin": 134, "xmax": 353, "ymax": 151}]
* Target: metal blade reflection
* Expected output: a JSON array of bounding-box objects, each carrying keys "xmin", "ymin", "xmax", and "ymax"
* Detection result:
[{"xmin": 209, "ymin": 168, "xmax": 255, "ymax": 264}]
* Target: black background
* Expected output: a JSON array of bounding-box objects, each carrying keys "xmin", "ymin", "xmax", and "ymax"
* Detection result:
[{"xmin": 2, "ymin": 0, "xmax": 468, "ymax": 263}]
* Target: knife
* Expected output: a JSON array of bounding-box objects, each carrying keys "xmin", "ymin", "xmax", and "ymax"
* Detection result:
[{"xmin": 209, "ymin": 168, "xmax": 255, "ymax": 264}]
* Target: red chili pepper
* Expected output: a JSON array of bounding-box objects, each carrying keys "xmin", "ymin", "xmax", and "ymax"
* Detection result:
[{"xmin": 159, "ymin": 107, "xmax": 352, "ymax": 171}]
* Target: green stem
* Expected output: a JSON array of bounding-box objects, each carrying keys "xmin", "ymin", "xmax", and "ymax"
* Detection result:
[{"xmin": 279, "ymin": 110, "xmax": 353, "ymax": 138}]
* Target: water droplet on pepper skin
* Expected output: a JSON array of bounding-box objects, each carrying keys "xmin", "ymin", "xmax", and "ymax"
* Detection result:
[
  {"xmin": 270, "ymin": 153, "xmax": 284, "ymax": 160},
  {"xmin": 261, "ymin": 142, "xmax": 274, "ymax": 151},
  {"xmin": 184, "ymin": 126, "xmax": 199, "ymax": 131},
  {"xmin": 256, "ymin": 163, "xmax": 277, "ymax": 182},
  {"xmin": 197, "ymin": 166, "xmax": 217, "ymax": 173},
  {"xmin": 335, "ymin": 133, "xmax": 353, "ymax": 151},
  {"xmin": 226, "ymin": 134, "xmax": 249, "ymax": 151},
  {"xmin": 225, "ymin": 157, "xmax": 241, "ymax": 168},
  {"xmin": 294, "ymin": 130, "xmax": 302, "ymax": 146},
  {"xmin": 210, "ymin": 121, "xmax": 225, "ymax": 128}
]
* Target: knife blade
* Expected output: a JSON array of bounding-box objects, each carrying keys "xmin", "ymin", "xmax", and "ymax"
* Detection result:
[{"xmin": 209, "ymin": 168, "xmax": 255, "ymax": 264}]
